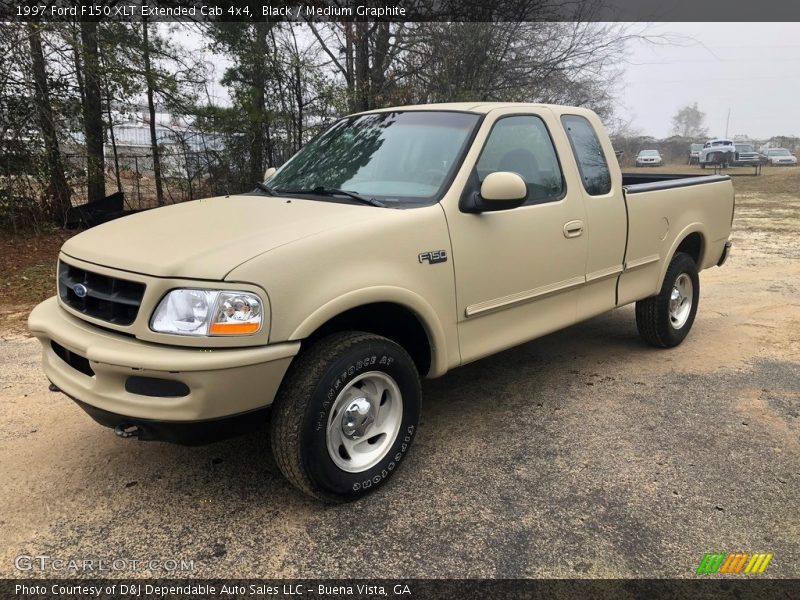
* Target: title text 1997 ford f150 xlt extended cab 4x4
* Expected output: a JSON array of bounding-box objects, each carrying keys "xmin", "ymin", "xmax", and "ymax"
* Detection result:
[{"xmin": 29, "ymin": 103, "xmax": 734, "ymax": 501}]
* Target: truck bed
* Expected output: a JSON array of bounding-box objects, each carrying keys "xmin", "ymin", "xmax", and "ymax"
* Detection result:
[{"xmin": 622, "ymin": 172, "xmax": 729, "ymax": 193}]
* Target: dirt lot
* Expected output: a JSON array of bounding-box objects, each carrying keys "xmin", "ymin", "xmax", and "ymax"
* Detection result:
[{"xmin": 0, "ymin": 166, "xmax": 798, "ymax": 579}]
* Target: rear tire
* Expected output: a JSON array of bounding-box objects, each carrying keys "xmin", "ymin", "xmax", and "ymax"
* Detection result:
[
  {"xmin": 270, "ymin": 331, "xmax": 421, "ymax": 502},
  {"xmin": 635, "ymin": 252, "xmax": 700, "ymax": 348}
]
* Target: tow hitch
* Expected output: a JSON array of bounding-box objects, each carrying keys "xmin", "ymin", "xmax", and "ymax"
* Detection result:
[{"xmin": 114, "ymin": 424, "xmax": 141, "ymax": 439}]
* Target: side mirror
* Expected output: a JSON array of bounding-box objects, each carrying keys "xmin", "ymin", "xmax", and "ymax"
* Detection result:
[
  {"xmin": 480, "ymin": 171, "xmax": 527, "ymax": 205},
  {"xmin": 459, "ymin": 171, "xmax": 528, "ymax": 213},
  {"xmin": 264, "ymin": 167, "xmax": 277, "ymax": 180}
]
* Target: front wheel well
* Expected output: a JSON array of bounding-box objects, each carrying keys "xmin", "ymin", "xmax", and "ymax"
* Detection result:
[
  {"xmin": 299, "ymin": 302, "xmax": 432, "ymax": 377},
  {"xmin": 675, "ymin": 232, "xmax": 704, "ymax": 265}
]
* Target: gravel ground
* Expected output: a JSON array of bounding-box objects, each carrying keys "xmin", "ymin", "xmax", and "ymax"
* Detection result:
[{"xmin": 0, "ymin": 180, "xmax": 798, "ymax": 580}]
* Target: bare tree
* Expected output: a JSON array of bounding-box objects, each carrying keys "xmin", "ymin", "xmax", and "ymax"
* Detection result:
[
  {"xmin": 400, "ymin": 21, "xmax": 642, "ymax": 118},
  {"xmin": 79, "ymin": 21, "xmax": 105, "ymax": 203},
  {"xmin": 307, "ymin": 22, "xmax": 409, "ymax": 112},
  {"xmin": 140, "ymin": 19, "xmax": 164, "ymax": 206},
  {"xmin": 27, "ymin": 23, "xmax": 72, "ymax": 222},
  {"xmin": 671, "ymin": 102, "xmax": 708, "ymax": 139}
]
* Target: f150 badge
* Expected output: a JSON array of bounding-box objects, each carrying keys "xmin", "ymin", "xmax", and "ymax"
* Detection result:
[{"xmin": 418, "ymin": 250, "xmax": 448, "ymax": 264}]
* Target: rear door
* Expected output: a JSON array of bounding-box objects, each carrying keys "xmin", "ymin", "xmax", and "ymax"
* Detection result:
[{"xmin": 558, "ymin": 113, "xmax": 628, "ymax": 320}]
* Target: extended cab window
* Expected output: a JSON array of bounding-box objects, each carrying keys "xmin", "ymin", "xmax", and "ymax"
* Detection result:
[
  {"xmin": 561, "ymin": 115, "xmax": 612, "ymax": 196},
  {"xmin": 476, "ymin": 115, "xmax": 564, "ymax": 204}
]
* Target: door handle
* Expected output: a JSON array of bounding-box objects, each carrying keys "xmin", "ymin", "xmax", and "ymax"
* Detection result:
[{"xmin": 563, "ymin": 220, "xmax": 584, "ymax": 238}]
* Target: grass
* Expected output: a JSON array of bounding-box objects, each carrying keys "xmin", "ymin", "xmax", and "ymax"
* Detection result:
[
  {"xmin": 0, "ymin": 165, "xmax": 798, "ymax": 337},
  {"xmin": 628, "ymin": 163, "xmax": 800, "ymax": 195}
]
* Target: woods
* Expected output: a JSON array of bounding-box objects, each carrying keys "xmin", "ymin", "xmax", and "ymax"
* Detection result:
[{"xmin": 0, "ymin": 18, "xmax": 636, "ymax": 232}]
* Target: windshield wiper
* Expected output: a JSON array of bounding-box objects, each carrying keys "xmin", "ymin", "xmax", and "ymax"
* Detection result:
[
  {"xmin": 253, "ymin": 182, "xmax": 277, "ymax": 196},
  {"xmin": 279, "ymin": 186, "xmax": 386, "ymax": 208}
]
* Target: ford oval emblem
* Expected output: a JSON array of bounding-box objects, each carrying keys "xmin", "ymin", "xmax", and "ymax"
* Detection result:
[{"xmin": 73, "ymin": 283, "xmax": 88, "ymax": 298}]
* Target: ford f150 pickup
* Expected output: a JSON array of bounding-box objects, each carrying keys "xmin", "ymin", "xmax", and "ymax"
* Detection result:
[{"xmin": 29, "ymin": 103, "xmax": 734, "ymax": 502}]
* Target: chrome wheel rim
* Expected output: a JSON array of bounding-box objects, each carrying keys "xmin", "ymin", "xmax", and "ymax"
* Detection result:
[
  {"xmin": 326, "ymin": 371, "xmax": 403, "ymax": 473},
  {"xmin": 669, "ymin": 273, "xmax": 693, "ymax": 329}
]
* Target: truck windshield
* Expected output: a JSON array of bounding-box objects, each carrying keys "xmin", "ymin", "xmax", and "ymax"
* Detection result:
[
  {"xmin": 735, "ymin": 144, "xmax": 754, "ymax": 153},
  {"xmin": 769, "ymin": 149, "xmax": 791, "ymax": 156},
  {"xmin": 266, "ymin": 111, "xmax": 481, "ymax": 207}
]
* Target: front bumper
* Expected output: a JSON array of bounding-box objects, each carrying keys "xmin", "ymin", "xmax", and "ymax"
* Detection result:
[{"xmin": 29, "ymin": 297, "xmax": 299, "ymax": 427}]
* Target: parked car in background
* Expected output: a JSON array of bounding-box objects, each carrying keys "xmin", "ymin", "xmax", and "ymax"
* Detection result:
[
  {"xmin": 699, "ymin": 139, "xmax": 736, "ymax": 168},
  {"xmin": 733, "ymin": 143, "xmax": 761, "ymax": 166},
  {"xmin": 636, "ymin": 149, "xmax": 663, "ymax": 167},
  {"xmin": 763, "ymin": 148, "xmax": 798, "ymax": 166},
  {"xmin": 688, "ymin": 143, "xmax": 703, "ymax": 165}
]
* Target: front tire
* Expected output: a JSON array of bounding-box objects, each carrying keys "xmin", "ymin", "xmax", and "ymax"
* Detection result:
[
  {"xmin": 270, "ymin": 332, "xmax": 421, "ymax": 502},
  {"xmin": 635, "ymin": 252, "xmax": 700, "ymax": 348}
]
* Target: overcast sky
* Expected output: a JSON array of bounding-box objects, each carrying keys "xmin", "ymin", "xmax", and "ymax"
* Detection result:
[
  {"xmin": 177, "ymin": 22, "xmax": 799, "ymax": 141},
  {"xmin": 622, "ymin": 22, "xmax": 800, "ymax": 139}
]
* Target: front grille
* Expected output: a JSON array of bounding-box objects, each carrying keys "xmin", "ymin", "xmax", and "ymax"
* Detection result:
[
  {"xmin": 51, "ymin": 341, "xmax": 95, "ymax": 377},
  {"xmin": 58, "ymin": 261, "xmax": 145, "ymax": 326}
]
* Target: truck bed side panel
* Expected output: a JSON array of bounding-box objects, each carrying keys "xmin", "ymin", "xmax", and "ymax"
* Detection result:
[{"xmin": 618, "ymin": 176, "xmax": 734, "ymax": 306}]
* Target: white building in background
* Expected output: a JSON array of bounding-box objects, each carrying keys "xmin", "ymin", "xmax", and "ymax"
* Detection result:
[{"xmin": 70, "ymin": 105, "xmax": 224, "ymax": 177}]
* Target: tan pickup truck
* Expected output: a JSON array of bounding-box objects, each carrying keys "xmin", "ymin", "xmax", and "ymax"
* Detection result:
[{"xmin": 29, "ymin": 103, "xmax": 734, "ymax": 501}]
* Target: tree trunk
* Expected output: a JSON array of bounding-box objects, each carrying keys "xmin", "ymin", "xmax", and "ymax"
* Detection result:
[
  {"xmin": 27, "ymin": 23, "xmax": 72, "ymax": 224},
  {"xmin": 142, "ymin": 19, "xmax": 164, "ymax": 206},
  {"xmin": 80, "ymin": 21, "xmax": 105, "ymax": 203},
  {"xmin": 343, "ymin": 23, "xmax": 356, "ymax": 112},
  {"xmin": 370, "ymin": 23, "xmax": 391, "ymax": 106},
  {"xmin": 98, "ymin": 47, "xmax": 122, "ymax": 195},
  {"xmin": 295, "ymin": 61, "xmax": 303, "ymax": 150},
  {"xmin": 355, "ymin": 22, "xmax": 371, "ymax": 112},
  {"xmin": 249, "ymin": 22, "xmax": 269, "ymax": 184},
  {"xmin": 105, "ymin": 84, "xmax": 122, "ymax": 194}
]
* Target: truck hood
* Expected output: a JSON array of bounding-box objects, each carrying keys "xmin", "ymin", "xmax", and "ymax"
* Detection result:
[{"xmin": 61, "ymin": 195, "xmax": 384, "ymax": 280}]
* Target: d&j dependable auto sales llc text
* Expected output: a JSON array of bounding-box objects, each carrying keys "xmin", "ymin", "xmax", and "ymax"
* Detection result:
[{"xmin": 14, "ymin": 583, "xmax": 414, "ymax": 597}]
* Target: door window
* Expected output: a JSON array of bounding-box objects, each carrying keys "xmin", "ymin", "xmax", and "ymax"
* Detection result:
[
  {"xmin": 561, "ymin": 115, "xmax": 612, "ymax": 196},
  {"xmin": 476, "ymin": 115, "xmax": 565, "ymax": 204}
]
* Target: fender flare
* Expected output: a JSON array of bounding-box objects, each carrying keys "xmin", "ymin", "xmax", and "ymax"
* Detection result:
[
  {"xmin": 289, "ymin": 286, "xmax": 450, "ymax": 378},
  {"xmin": 659, "ymin": 223, "xmax": 709, "ymax": 284}
]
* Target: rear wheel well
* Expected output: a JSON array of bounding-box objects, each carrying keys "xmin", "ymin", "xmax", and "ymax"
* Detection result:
[
  {"xmin": 676, "ymin": 232, "xmax": 703, "ymax": 265},
  {"xmin": 300, "ymin": 303, "xmax": 432, "ymax": 376}
]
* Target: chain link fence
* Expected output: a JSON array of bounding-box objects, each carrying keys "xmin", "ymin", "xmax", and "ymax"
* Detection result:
[{"xmin": 64, "ymin": 148, "xmax": 241, "ymax": 211}]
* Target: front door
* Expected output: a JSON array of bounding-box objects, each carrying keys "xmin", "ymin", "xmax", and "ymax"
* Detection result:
[{"xmin": 443, "ymin": 109, "xmax": 588, "ymax": 364}]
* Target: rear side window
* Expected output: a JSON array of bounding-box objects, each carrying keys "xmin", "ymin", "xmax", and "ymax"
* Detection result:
[{"xmin": 561, "ymin": 115, "xmax": 612, "ymax": 196}]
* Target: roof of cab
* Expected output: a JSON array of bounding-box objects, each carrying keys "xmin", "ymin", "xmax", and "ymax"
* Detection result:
[{"xmin": 349, "ymin": 102, "xmax": 593, "ymax": 116}]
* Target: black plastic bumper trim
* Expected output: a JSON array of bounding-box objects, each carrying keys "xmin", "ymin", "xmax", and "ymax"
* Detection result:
[
  {"xmin": 124, "ymin": 376, "xmax": 190, "ymax": 398},
  {"xmin": 717, "ymin": 241, "xmax": 732, "ymax": 267},
  {"xmin": 71, "ymin": 398, "xmax": 269, "ymax": 446}
]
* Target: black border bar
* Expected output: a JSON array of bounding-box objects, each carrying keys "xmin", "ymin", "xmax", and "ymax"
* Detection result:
[
  {"xmin": 3, "ymin": 579, "xmax": 800, "ymax": 600},
  {"xmin": 3, "ymin": 0, "xmax": 800, "ymax": 22}
]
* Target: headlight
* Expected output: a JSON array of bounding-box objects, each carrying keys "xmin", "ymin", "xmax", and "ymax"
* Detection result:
[{"xmin": 151, "ymin": 289, "xmax": 264, "ymax": 336}]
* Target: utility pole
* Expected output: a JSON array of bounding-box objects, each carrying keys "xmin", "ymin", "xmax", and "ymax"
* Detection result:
[{"xmin": 725, "ymin": 108, "xmax": 731, "ymax": 138}]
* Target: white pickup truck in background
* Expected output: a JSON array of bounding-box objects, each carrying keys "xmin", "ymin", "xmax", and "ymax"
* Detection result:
[{"xmin": 699, "ymin": 139, "xmax": 737, "ymax": 168}]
